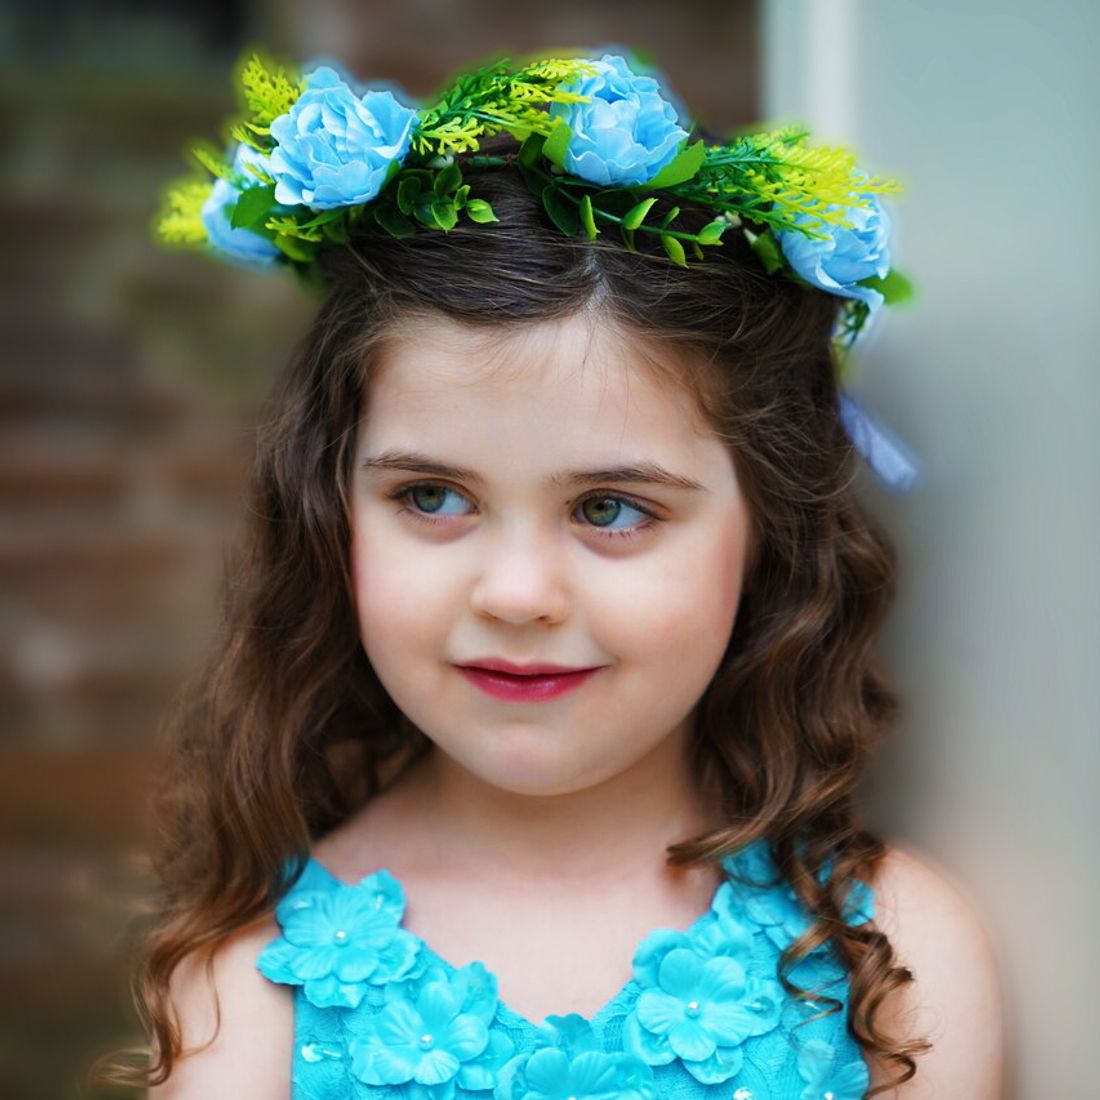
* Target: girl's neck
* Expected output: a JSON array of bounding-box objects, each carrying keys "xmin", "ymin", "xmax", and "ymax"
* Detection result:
[{"xmin": 383, "ymin": 729, "xmax": 722, "ymax": 889}]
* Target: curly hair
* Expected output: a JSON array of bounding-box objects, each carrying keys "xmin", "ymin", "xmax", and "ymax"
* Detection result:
[{"xmin": 89, "ymin": 130, "xmax": 931, "ymax": 1094}]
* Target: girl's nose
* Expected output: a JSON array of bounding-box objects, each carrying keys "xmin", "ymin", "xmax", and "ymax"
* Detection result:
[{"xmin": 468, "ymin": 528, "xmax": 569, "ymax": 625}]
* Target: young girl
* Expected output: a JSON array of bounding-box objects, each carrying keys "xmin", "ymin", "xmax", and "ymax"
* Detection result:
[{"xmin": 103, "ymin": 46, "xmax": 1004, "ymax": 1099}]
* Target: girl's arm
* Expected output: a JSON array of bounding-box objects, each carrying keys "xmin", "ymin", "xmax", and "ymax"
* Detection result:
[
  {"xmin": 147, "ymin": 917, "xmax": 293, "ymax": 1099},
  {"xmin": 866, "ymin": 843, "xmax": 1006, "ymax": 1098}
]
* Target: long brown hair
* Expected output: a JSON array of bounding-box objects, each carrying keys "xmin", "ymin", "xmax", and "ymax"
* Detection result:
[{"xmin": 91, "ymin": 131, "xmax": 930, "ymax": 1094}]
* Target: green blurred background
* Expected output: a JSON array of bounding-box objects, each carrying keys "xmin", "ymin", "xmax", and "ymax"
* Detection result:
[{"xmin": 3, "ymin": 2, "xmax": 1098, "ymax": 1098}]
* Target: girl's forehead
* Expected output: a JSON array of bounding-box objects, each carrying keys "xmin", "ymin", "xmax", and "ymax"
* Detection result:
[
  {"xmin": 358, "ymin": 315, "xmax": 737, "ymax": 494},
  {"xmin": 369, "ymin": 312, "xmax": 703, "ymax": 424}
]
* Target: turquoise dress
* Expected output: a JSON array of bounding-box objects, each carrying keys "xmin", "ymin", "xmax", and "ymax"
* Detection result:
[{"xmin": 256, "ymin": 838, "xmax": 875, "ymax": 1100}]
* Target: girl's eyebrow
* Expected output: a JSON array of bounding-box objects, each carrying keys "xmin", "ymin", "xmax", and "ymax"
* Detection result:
[{"xmin": 359, "ymin": 449, "xmax": 708, "ymax": 492}]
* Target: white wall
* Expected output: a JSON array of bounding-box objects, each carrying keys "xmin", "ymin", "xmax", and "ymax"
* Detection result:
[{"xmin": 763, "ymin": 2, "xmax": 1099, "ymax": 1096}]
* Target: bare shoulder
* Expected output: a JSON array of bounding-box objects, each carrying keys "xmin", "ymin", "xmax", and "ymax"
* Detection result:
[
  {"xmin": 863, "ymin": 841, "xmax": 1006, "ymax": 1098},
  {"xmin": 147, "ymin": 913, "xmax": 293, "ymax": 1099}
]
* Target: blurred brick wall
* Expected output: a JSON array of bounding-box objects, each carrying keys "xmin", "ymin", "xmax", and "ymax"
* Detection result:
[{"xmin": 0, "ymin": 5, "xmax": 759, "ymax": 1096}]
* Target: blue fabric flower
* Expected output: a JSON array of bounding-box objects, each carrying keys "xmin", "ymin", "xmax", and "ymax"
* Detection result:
[
  {"xmin": 267, "ymin": 64, "xmax": 419, "ymax": 208},
  {"xmin": 797, "ymin": 1038, "xmax": 870, "ymax": 1100},
  {"xmin": 348, "ymin": 965, "xmax": 505, "ymax": 1097},
  {"xmin": 256, "ymin": 868, "xmax": 420, "ymax": 1009},
  {"xmin": 548, "ymin": 53, "xmax": 690, "ymax": 187},
  {"xmin": 495, "ymin": 1014, "xmax": 655, "ymax": 1100},
  {"xmin": 718, "ymin": 844, "xmax": 875, "ymax": 955},
  {"xmin": 355, "ymin": 960, "xmax": 515, "ymax": 1093},
  {"xmin": 776, "ymin": 193, "xmax": 891, "ymax": 309},
  {"xmin": 200, "ymin": 142, "xmax": 281, "ymax": 269},
  {"xmin": 622, "ymin": 922, "xmax": 783, "ymax": 1086}
]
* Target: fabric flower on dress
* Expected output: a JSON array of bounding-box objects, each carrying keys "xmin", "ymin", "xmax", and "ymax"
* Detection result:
[
  {"xmin": 348, "ymin": 961, "xmax": 515, "ymax": 1100},
  {"xmin": 718, "ymin": 844, "xmax": 875, "ymax": 956},
  {"xmin": 796, "ymin": 1038, "xmax": 870, "ymax": 1100},
  {"xmin": 495, "ymin": 1013, "xmax": 655, "ymax": 1100},
  {"xmin": 257, "ymin": 868, "xmax": 420, "ymax": 1009},
  {"xmin": 621, "ymin": 913, "xmax": 783, "ymax": 1086},
  {"xmin": 267, "ymin": 64, "xmax": 419, "ymax": 208},
  {"xmin": 548, "ymin": 53, "xmax": 690, "ymax": 187}
]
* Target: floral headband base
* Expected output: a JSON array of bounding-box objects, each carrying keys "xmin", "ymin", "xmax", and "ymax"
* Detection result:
[{"xmin": 154, "ymin": 48, "xmax": 920, "ymax": 492}]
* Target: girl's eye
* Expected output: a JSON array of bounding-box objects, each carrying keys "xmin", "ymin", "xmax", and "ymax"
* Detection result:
[
  {"xmin": 386, "ymin": 483, "xmax": 660, "ymax": 541},
  {"xmin": 393, "ymin": 483, "xmax": 474, "ymax": 519},
  {"xmin": 574, "ymin": 494, "xmax": 656, "ymax": 539}
]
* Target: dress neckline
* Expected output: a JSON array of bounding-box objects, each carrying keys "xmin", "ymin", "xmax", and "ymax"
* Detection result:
[{"xmin": 301, "ymin": 847, "xmax": 749, "ymax": 1033}]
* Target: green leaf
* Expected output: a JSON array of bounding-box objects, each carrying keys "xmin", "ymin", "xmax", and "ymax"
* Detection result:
[
  {"xmin": 746, "ymin": 228, "xmax": 783, "ymax": 274},
  {"xmin": 274, "ymin": 233, "xmax": 319, "ymax": 262},
  {"xmin": 518, "ymin": 133, "xmax": 547, "ymax": 169},
  {"xmin": 397, "ymin": 176, "xmax": 422, "ymax": 215},
  {"xmin": 465, "ymin": 198, "xmax": 499, "ymax": 224},
  {"xmin": 659, "ymin": 205, "xmax": 681, "ymax": 230},
  {"xmin": 431, "ymin": 198, "xmax": 457, "ymax": 229},
  {"xmin": 623, "ymin": 196, "xmax": 659, "ymax": 231},
  {"xmin": 455, "ymin": 184, "xmax": 471, "ymax": 206},
  {"xmin": 661, "ymin": 233, "xmax": 687, "ymax": 267},
  {"xmin": 697, "ymin": 219, "xmax": 728, "ymax": 246},
  {"xmin": 517, "ymin": 161, "xmax": 555, "ymax": 193},
  {"xmin": 322, "ymin": 217, "xmax": 349, "ymax": 244},
  {"xmin": 641, "ymin": 139, "xmax": 707, "ymax": 190},
  {"xmin": 542, "ymin": 120, "xmax": 573, "ymax": 169},
  {"xmin": 588, "ymin": 188, "xmax": 638, "ymax": 219},
  {"xmin": 413, "ymin": 200, "xmax": 443, "ymax": 229},
  {"xmin": 229, "ymin": 185, "xmax": 277, "ymax": 229},
  {"xmin": 542, "ymin": 186, "xmax": 580, "ymax": 236},
  {"xmin": 433, "ymin": 162, "xmax": 463, "ymax": 197},
  {"xmin": 579, "ymin": 193, "xmax": 599, "ymax": 240},
  {"xmin": 863, "ymin": 267, "xmax": 915, "ymax": 305},
  {"xmin": 690, "ymin": 239, "xmax": 704, "ymax": 260},
  {"xmin": 621, "ymin": 224, "xmax": 637, "ymax": 252},
  {"xmin": 383, "ymin": 158, "xmax": 404, "ymax": 188},
  {"xmin": 293, "ymin": 208, "xmax": 347, "ymax": 231},
  {"xmin": 373, "ymin": 203, "xmax": 416, "ymax": 238}
]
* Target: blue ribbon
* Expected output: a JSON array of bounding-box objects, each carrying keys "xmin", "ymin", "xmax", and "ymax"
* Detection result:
[{"xmin": 837, "ymin": 389, "xmax": 922, "ymax": 492}]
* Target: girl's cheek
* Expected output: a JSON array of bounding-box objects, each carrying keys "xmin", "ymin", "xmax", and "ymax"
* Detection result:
[{"xmin": 664, "ymin": 519, "xmax": 749, "ymax": 650}]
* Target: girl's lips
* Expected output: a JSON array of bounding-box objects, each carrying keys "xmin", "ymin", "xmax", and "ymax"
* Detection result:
[{"xmin": 455, "ymin": 664, "xmax": 602, "ymax": 702}]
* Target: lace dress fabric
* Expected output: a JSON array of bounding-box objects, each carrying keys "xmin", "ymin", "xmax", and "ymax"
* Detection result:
[{"xmin": 257, "ymin": 838, "xmax": 875, "ymax": 1100}]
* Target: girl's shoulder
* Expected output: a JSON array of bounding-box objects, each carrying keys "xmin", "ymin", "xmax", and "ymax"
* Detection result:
[
  {"xmin": 864, "ymin": 841, "xmax": 1005, "ymax": 1097},
  {"xmin": 151, "ymin": 913, "xmax": 293, "ymax": 1097}
]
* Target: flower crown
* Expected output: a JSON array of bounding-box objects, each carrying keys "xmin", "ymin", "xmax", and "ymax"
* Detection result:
[{"xmin": 154, "ymin": 46, "xmax": 920, "ymax": 491}]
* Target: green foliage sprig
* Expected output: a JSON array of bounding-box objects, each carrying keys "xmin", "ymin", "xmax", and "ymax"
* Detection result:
[
  {"xmin": 230, "ymin": 53, "xmax": 307, "ymax": 150},
  {"xmin": 409, "ymin": 57, "xmax": 601, "ymax": 157}
]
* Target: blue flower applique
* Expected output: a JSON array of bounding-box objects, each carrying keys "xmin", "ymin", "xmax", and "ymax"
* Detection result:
[
  {"xmin": 796, "ymin": 1038, "xmax": 870, "ymax": 1100},
  {"xmin": 621, "ymin": 903, "xmax": 784, "ymax": 1085},
  {"xmin": 495, "ymin": 1013, "xmax": 656, "ymax": 1100},
  {"xmin": 347, "ymin": 960, "xmax": 515, "ymax": 1100},
  {"xmin": 718, "ymin": 844, "xmax": 875, "ymax": 958},
  {"xmin": 257, "ymin": 867, "xmax": 420, "ymax": 1009}
]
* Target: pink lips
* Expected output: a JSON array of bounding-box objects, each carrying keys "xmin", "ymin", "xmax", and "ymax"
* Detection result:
[{"xmin": 455, "ymin": 663, "xmax": 602, "ymax": 702}]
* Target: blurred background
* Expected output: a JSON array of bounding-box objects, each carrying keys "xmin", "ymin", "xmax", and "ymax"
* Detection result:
[{"xmin": 1, "ymin": 0, "xmax": 1095, "ymax": 1097}]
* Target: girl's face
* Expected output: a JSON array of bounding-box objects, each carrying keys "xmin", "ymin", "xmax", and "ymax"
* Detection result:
[{"xmin": 350, "ymin": 312, "xmax": 751, "ymax": 798}]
